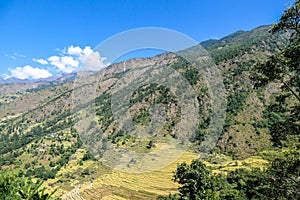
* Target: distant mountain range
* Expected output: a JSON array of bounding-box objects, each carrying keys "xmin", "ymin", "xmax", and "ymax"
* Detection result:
[{"xmin": 0, "ymin": 73, "xmax": 76, "ymax": 84}]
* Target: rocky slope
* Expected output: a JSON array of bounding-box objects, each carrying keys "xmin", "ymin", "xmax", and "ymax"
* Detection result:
[{"xmin": 0, "ymin": 25, "xmax": 294, "ymax": 199}]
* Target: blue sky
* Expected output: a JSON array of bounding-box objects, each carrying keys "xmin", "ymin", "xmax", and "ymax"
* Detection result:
[{"xmin": 0, "ymin": 0, "xmax": 293, "ymax": 80}]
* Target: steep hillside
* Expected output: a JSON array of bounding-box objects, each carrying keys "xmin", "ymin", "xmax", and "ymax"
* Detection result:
[
  {"xmin": 200, "ymin": 25, "xmax": 291, "ymax": 158},
  {"xmin": 0, "ymin": 25, "xmax": 294, "ymax": 199}
]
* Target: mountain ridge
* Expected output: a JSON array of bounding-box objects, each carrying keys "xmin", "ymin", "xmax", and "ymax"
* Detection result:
[
  {"xmin": 0, "ymin": 24, "xmax": 295, "ymax": 199},
  {"xmin": 0, "ymin": 25, "xmax": 273, "ymax": 85}
]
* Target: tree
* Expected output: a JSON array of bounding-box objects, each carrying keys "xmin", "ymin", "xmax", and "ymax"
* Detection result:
[
  {"xmin": 251, "ymin": 0, "xmax": 300, "ymax": 102},
  {"xmin": 173, "ymin": 160, "xmax": 216, "ymax": 200},
  {"xmin": 263, "ymin": 151, "xmax": 300, "ymax": 199},
  {"xmin": 82, "ymin": 151, "xmax": 95, "ymax": 161},
  {"xmin": 251, "ymin": 0, "xmax": 300, "ymax": 146},
  {"xmin": 161, "ymin": 151, "xmax": 300, "ymax": 199}
]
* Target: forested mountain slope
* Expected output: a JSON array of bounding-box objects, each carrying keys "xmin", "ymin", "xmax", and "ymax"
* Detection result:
[{"xmin": 0, "ymin": 24, "xmax": 297, "ymax": 199}]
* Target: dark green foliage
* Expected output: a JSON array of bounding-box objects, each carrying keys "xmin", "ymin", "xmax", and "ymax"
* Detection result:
[
  {"xmin": 182, "ymin": 67, "xmax": 200, "ymax": 86},
  {"xmin": 169, "ymin": 57, "xmax": 200, "ymax": 86},
  {"xmin": 226, "ymin": 151, "xmax": 300, "ymax": 200},
  {"xmin": 95, "ymin": 91, "xmax": 113, "ymax": 133},
  {"xmin": 0, "ymin": 171, "xmax": 20, "ymax": 199},
  {"xmin": 55, "ymin": 143, "xmax": 79, "ymax": 168},
  {"xmin": 251, "ymin": 0, "xmax": 300, "ymax": 102},
  {"xmin": 226, "ymin": 168, "xmax": 267, "ymax": 199},
  {"xmin": 205, "ymin": 26, "xmax": 282, "ymax": 64},
  {"xmin": 108, "ymin": 129, "xmax": 130, "ymax": 144},
  {"xmin": 0, "ymin": 170, "xmax": 60, "ymax": 199},
  {"xmin": 226, "ymin": 90, "xmax": 249, "ymax": 115},
  {"xmin": 0, "ymin": 111, "xmax": 75, "ymax": 167},
  {"xmin": 133, "ymin": 107, "xmax": 150, "ymax": 125},
  {"xmin": 146, "ymin": 140, "xmax": 153, "ymax": 149},
  {"xmin": 271, "ymin": 0, "xmax": 300, "ymax": 35},
  {"xmin": 26, "ymin": 166, "xmax": 57, "ymax": 180},
  {"xmin": 82, "ymin": 151, "xmax": 95, "ymax": 161},
  {"xmin": 128, "ymin": 83, "xmax": 180, "ymax": 138},
  {"xmin": 49, "ymin": 161, "xmax": 55, "ymax": 168},
  {"xmin": 218, "ymin": 189, "xmax": 245, "ymax": 200},
  {"xmin": 21, "ymin": 141, "xmax": 80, "ymax": 181},
  {"xmin": 263, "ymin": 93, "xmax": 300, "ymax": 147},
  {"xmin": 130, "ymin": 83, "xmax": 177, "ymax": 105},
  {"xmin": 223, "ymin": 90, "xmax": 249, "ymax": 132},
  {"xmin": 161, "ymin": 151, "xmax": 300, "ymax": 200},
  {"xmin": 191, "ymin": 120, "xmax": 209, "ymax": 143},
  {"xmin": 264, "ymin": 151, "xmax": 300, "ymax": 199},
  {"xmin": 173, "ymin": 160, "xmax": 215, "ymax": 200},
  {"xmin": 169, "ymin": 57, "xmax": 190, "ymax": 71}
]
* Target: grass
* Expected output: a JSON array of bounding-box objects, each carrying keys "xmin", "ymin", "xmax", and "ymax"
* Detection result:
[
  {"xmin": 78, "ymin": 151, "xmax": 198, "ymax": 199},
  {"xmin": 44, "ymin": 150, "xmax": 269, "ymax": 200},
  {"xmin": 44, "ymin": 151, "xmax": 197, "ymax": 199},
  {"xmin": 206, "ymin": 156, "xmax": 268, "ymax": 174}
]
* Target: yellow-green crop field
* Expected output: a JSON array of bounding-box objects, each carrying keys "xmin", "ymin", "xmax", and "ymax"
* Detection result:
[{"xmin": 44, "ymin": 150, "xmax": 268, "ymax": 200}]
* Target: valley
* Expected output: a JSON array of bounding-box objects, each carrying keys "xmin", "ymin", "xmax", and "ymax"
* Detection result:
[{"xmin": 0, "ymin": 23, "xmax": 299, "ymax": 200}]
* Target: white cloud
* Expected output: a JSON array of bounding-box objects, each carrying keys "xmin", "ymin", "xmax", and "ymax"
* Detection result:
[
  {"xmin": 48, "ymin": 55, "xmax": 79, "ymax": 73},
  {"xmin": 81, "ymin": 50, "xmax": 108, "ymax": 71},
  {"xmin": 48, "ymin": 45, "xmax": 109, "ymax": 73},
  {"xmin": 3, "ymin": 45, "xmax": 109, "ymax": 80},
  {"xmin": 77, "ymin": 46, "xmax": 92, "ymax": 62},
  {"xmin": 33, "ymin": 58, "xmax": 49, "ymax": 65},
  {"xmin": 9, "ymin": 65, "xmax": 52, "ymax": 79},
  {"xmin": 68, "ymin": 45, "xmax": 82, "ymax": 55},
  {"xmin": 61, "ymin": 56, "xmax": 79, "ymax": 67},
  {"xmin": 77, "ymin": 46, "xmax": 109, "ymax": 71},
  {"xmin": 82, "ymin": 46, "xmax": 93, "ymax": 58}
]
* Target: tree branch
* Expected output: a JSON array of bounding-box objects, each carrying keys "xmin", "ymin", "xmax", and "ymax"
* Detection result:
[{"xmin": 282, "ymin": 80, "xmax": 300, "ymax": 102}]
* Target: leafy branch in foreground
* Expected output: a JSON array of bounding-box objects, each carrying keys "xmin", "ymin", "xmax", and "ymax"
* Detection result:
[
  {"xmin": 0, "ymin": 170, "xmax": 60, "ymax": 200},
  {"xmin": 251, "ymin": 0, "xmax": 300, "ymax": 147},
  {"xmin": 251, "ymin": 0, "xmax": 300, "ymax": 102}
]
